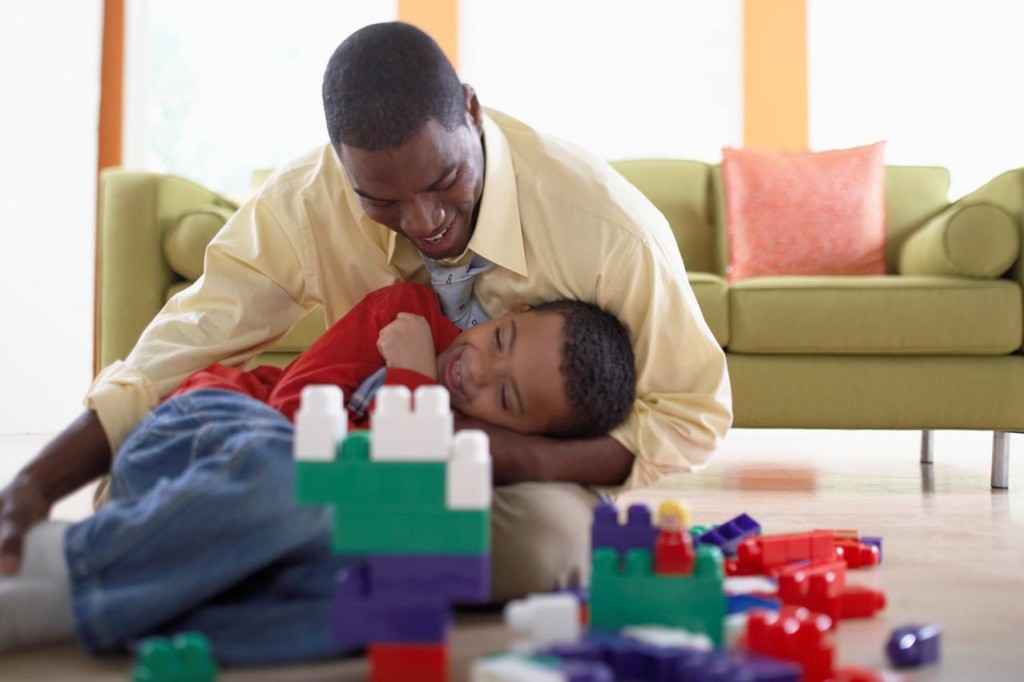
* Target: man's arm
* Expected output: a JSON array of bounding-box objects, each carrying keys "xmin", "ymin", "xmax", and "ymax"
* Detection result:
[
  {"xmin": 454, "ymin": 414, "xmax": 634, "ymax": 486},
  {"xmin": 0, "ymin": 410, "xmax": 111, "ymax": 574}
]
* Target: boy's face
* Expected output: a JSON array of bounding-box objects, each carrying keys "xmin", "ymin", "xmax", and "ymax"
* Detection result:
[{"xmin": 436, "ymin": 310, "xmax": 571, "ymax": 434}]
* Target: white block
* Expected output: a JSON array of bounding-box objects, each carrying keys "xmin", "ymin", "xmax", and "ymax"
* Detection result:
[
  {"xmin": 504, "ymin": 593, "xmax": 581, "ymax": 654},
  {"xmin": 724, "ymin": 613, "xmax": 750, "ymax": 649},
  {"xmin": 446, "ymin": 430, "xmax": 492, "ymax": 510},
  {"xmin": 470, "ymin": 655, "xmax": 566, "ymax": 682},
  {"xmin": 293, "ymin": 385, "xmax": 347, "ymax": 461},
  {"xmin": 724, "ymin": 576, "xmax": 778, "ymax": 596},
  {"xmin": 621, "ymin": 624, "xmax": 713, "ymax": 651},
  {"xmin": 370, "ymin": 385, "xmax": 453, "ymax": 461}
]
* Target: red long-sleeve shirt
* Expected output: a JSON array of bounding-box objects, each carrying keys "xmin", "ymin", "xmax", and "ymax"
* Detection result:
[{"xmin": 170, "ymin": 283, "xmax": 460, "ymax": 428}]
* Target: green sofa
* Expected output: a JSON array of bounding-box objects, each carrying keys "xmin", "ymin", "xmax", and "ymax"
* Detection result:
[{"xmin": 97, "ymin": 163, "xmax": 1024, "ymax": 488}]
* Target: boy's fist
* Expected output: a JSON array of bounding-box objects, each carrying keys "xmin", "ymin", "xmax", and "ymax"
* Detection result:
[{"xmin": 377, "ymin": 313, "xmax": 438, "ymax": 380}]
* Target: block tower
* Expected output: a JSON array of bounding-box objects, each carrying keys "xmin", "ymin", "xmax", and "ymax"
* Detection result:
[{"xmin": 294, "ymin": 384, "xmax": 492, "ymax": 682}]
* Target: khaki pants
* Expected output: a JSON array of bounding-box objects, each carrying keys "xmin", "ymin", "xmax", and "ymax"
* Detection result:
[{"xmin": 489, "ymin": 482, "xmax": 601, "ymax": 603}]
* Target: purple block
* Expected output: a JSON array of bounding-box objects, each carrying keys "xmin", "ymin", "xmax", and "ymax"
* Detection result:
[
  {"xmin": 730, "ymin": 653, "xmax": 801, "ymax": 682},
  {"xmin": 591, "ymin": 502, "xmax": 659, "ymax": 559},
  {"xmin": 697, "ymin": 514, "xmax": 761, "ymax": 557},
  {"xmin": 860, "ymin": 536, "xmax": 884, "ymax": 563},
  {"xmin": 331, "ymin": 591, "xmax": 450, "ymax": 645},
  {"xmin": 559, "ymin": 660, "xmax": 615, "ymax": 682},
  {"xmin": 368, "ymin": 554, "xmax": 490, "ymax": 603},
  {"xmin": 886, "ymin": 623, "xmax": 941, "ymax": 668}
]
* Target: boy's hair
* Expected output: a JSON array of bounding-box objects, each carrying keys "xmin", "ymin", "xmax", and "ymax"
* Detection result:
[
  {"xmin": 323, "ymin": 22, "xmax": 467, "ymax": 151},
  {"xmin": 532, "ymin": 300, "xmax": 637, "ymax": 439}
]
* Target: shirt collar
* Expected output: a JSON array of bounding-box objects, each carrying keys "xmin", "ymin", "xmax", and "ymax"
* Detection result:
[{"xmin": 384, "ymin": 112, "xmax": 528, "ymax": 277}]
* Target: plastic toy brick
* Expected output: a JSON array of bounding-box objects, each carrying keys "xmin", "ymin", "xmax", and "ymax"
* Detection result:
[
  {"xmin": 860, "ymin": 536, "xmax": 883, "ymax": 563},
  {"xmin": 505, "ymin": 593, "xmax": 582, "ymax": 653},
  {"xmin": 471, "ymin": 654, "xmax": 614, "ymax": 682},
  {"xmin": 368, "ymin": 553, "xmax": 491, "ymax": 603},
  {"xmin": 886, "ymin": 623, "xmax": 941, "ymax": 668},
  {"xmin": 370, "ymin": 385, "xmax": 453, "ymax": 461},
  {"xmin": 835, "ymin": 537, "xmax": 880, "ymax": 569},
  {"xmin": 724, "ymin": 576, "xmax": 779, "ymax": 597},
  {"xmin": 589, "ymin": 544, "xmax": 726, "ymax": 646},
  {"xmin": 446, "ymin": 429, "xmax": 492, "ymax": 510},
  {"xmin": 776, "ymin": 560, "xmax": 847, "ymax": 624},
  {"xmin": 293, "ymin": 384, "xmax": 347, "ymax": 461},
  {"xmin": 370, "ymin": 642, "xmax": 448, "ymax": 682},
  {"xmin": 330, "ymin": 506, "xmax": 489, "ymax": 555},
  {"xmin": 734, "ymin": 531, "xmax": 836, "ymax": 576},
  {"xmin": 620, "ymin": 624, "xmax": 712, "ymax": 651},
  {"xmin": 726, "ymin": 594, "xmax": 781, "ymax": 615},
  {"xmin": 654, "ymin": 530, "xmax": 695, "ymax": 575},
  {"xmin": 697, "ymin": 513, "xmax": 761, "ymax": 557},
  {"xmin": 131, "ymin": 632, "xmax": 218, "ymax": 682},
  {"xmin": 746, "ymin": 606, "xmax": 835, "ymax": 682},
  {"xmin": 837, "ymin": 585, "xmax": 886, "ymax": 619},
  {"xmin": 591, "ymin": 502, "xmax": 659, "ymax": 560},
  {"xmin": 331, "ymin": 566, "xmax": 452, "ymax": 645}
]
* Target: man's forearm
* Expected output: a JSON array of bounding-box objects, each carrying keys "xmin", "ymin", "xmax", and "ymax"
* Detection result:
[
  {"xmin": 23, "ymin": 409, "xmax": 112, "ymax": 503},
  {"xmin": 455, "ymin": 417, "xmax": 634, "ymax": 486}
]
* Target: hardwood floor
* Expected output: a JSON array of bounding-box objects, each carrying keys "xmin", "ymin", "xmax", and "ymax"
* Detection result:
[{"xmin": 0, "ymin": 429, "xmax": 1020, "ymax": 681}]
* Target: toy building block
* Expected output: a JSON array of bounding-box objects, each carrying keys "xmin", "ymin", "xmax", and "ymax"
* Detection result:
[
  {"xmin": 724, "ymin": 576, "xmax": 779, "ymax": 597},
  {"xmin": 621, "ymin": 624, "xmax": 713, "ymax": 651},
  {"xmin": 745, "ymin": 606, "xmax": 834, "ymax": 682},
  {"xmin": 589, "ymin": 544, "xmax": 726, "ymax": 645},
  {"xmin": 860, "ymin": 536, "xmax": 883, "ymax": 563},
  {"xmin": 733, "ymin": 531, "xmax": 836, "ymax": 576},
  {"xmin": 132, "ymin": 632, "xmax": 217, "ymax": 682},
  {"xmin": 776, "ymin": 560, "xmax": 847, "ymax": 625},
  {"xmin": 471, "ymin": 654, "xmax": 614, "ymax": 682},
  {"xmin": 447, "ymin": 430, "xmax": 492, "ymax": 510},
  {"xmin": 697, "ymin": 513, "xmax": 761, "ymax": 557},
  {"xmin": 369, "ymin": 553, "xmax": 491, "ymax": 604},
  {"xmin": 370, "ymin": 642, "xmax": 447, "ymax": 682},
  {"xmin": 370, "ymin": 385, "xmax": 453, "ymax": 461},
  {"xmin": 886, "ymin": 623, "xmax": 941, "ymax": 668},
  {"xmin": 330, "ymin": 506, "xmax": 489, "ymax": 555},
  {"xmin": 591, "ymin": 502, "xmax": 659, "ymax": 559},
  {"xmin": 505, "ymin": 593, "xmax": 582, "ymax": 653},
  {"xmin": 293, "ymin": 385, "xmax": 347, "ymax": 461},
  {"xmin": 835, "ymin": 537, "xmax": 880, "ymax": 569},
  {"xmin": 837, "ymin": 585, "xmax": 886, "ymax": 619},
  {"xmin": 727, "ymin": 594, "xmax": 781, "ymax": 615}
]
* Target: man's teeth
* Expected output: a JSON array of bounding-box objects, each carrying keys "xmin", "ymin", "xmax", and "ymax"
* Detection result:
[{"xmin": 424, "ymin": 227, "xmax": 448, "ymax": 244}]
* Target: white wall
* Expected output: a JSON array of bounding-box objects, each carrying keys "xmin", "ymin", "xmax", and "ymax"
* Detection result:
[
  {"xmin": 808, "ymin": 0, "xmax": 1024, "ymax": 199},
  {"xmin": 0, "ymin": 1, "xmax": 102, "ymax": 434}
]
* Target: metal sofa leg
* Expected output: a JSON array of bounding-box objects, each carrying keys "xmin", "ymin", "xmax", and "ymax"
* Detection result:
[
  {"xmin": 992, "ymin": 431, "xmax": 1009, "ymax": 490},
  {"xmin": 920, "ymin": 430, "xmax": 933, "ymax": 464}
]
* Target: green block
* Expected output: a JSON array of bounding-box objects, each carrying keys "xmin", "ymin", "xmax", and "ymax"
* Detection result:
[
  {"xmin": 295, "ymin": 430, "xmax": 448, "ymax": 513},
  {"xmin": 589, "ymin": 545, "xmax": 725, "ymax": 645},
  {"xmin": 332, "ymin": 508, "xmax": 490, "ymax": 555},
  {"xmin": 132, "ymin": 632, "xmax": 218, "ymax": 682}
]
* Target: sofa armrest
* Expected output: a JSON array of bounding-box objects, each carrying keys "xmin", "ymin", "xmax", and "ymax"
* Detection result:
[
  {"xmin": 96, "ymin": 169, "xmax": 237, "ymax": 373},
  {"xmin": 899, "ymin": 171, "xmax": 1022, "ymax": 279}
]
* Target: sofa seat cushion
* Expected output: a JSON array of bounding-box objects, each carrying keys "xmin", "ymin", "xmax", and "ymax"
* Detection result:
[
  {"xmin": 688, "ymin": 272, "xmax": 729, "ymax": 347},
  {"xmin": 729, "ymin": 275, "xmax": 1022, "ymax": 355}
]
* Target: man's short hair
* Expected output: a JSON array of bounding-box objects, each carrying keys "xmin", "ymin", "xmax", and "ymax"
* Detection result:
[
  {"xmin": 323, "ymin": 22, "xmax": 467, "ymax": 151},
  {"xmin": 533, "ymin": 300, "xmax": 637, "ymax": 439}
]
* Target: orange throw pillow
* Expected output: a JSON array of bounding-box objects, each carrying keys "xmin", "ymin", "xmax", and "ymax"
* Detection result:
[{"xmin": 721, "ymin": 142, "xmax": 887, "ymax": 283}]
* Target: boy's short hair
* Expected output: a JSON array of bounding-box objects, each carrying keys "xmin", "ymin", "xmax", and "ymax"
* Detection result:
[{"xmin": 532, "ymin": 300, "xmax": 637, "ymax": 439}]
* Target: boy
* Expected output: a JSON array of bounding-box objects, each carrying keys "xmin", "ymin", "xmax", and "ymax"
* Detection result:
[{"xmin": 0, "ymin": 283, "xmax": 635, "ymax": 664}]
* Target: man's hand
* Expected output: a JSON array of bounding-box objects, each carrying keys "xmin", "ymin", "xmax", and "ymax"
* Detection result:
[
  {"xmin": 377, "ymin": 313, "xmax": 437, "ymax": 380},
  {"xmin": 0, "ymin": 473, "xmax": 51, "ymax": 575}
]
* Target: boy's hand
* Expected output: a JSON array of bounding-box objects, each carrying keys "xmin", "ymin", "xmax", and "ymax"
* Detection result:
[
  {"xmin": 377, "ymin": 313, "xmax": 438, "ymax": 380},
  {"xmin": 0, "ymin": 473, "xmax": 50, "ymax": 575}
]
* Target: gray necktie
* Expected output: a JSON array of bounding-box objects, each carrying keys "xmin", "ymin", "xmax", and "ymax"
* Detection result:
[{"xmin": 419, "ymin": 252, "xmax": 496, "ymax": 331}]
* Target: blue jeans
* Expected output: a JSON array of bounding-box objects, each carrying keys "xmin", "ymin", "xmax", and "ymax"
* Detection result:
[{"xmin": 65, "ymin": 390, "xmax": 357, "ymax": 665}]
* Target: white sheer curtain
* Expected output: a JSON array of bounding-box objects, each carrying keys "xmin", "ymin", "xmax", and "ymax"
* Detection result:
[
  {"xmin": 458, "ymin": 0, "xmax": 743, "ymax": 163},
  {"xmin": 0, "ymin": 0, "xmax": 101, "ymax": 433},
  {"xmin": 808, "ymin": 0, "xmax": 1024, "ymax": 199}
]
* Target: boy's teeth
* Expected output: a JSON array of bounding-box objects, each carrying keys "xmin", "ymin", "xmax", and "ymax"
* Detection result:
[{"xmin": 425, "ymin": 227, "xmax": 448, "ymax": 244}]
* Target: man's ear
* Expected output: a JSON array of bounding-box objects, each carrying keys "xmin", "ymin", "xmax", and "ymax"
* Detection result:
[{"xmin": 463, "ymin": 84, "xmax": 483, "ymax": 135}]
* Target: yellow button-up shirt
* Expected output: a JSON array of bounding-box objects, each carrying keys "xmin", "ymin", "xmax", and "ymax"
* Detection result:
[{"xmin": 87, "ymin": 109, "xmax": 732, "ymax": 490}]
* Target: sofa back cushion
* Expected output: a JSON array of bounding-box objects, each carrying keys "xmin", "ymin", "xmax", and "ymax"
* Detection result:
[
  {"xmin": 709, "ymin": 165, "xmax": 952, "ymax": 276},
  {"xmin": 610, "ymin": 160, "xmax": 715, "ymax": 273}
]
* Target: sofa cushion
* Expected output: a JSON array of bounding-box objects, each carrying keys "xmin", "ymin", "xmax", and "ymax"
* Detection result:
[
  {"xmin": 729, "ymin": 275, "xmax": 1022, "ymax": 355},
  {"xmin": 163, "ymin": 205, "xmax": 234, "ymax": 280},
  {"xmin": 688, "ymin": 272, "xmax": 728, "ymax": 346},
  {"xmin": 899, "ymin": 202, "xmax": 1020, "ymax": 278},
  {"xmin": 721, "ymin": 143, "xmax": 887, "ymax": 282}
]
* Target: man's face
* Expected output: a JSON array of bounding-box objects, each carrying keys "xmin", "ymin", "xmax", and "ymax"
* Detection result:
[
  {"xmin": 338, "ymin": 94, "xmax": 485, "ymax": 261},
  {"xmin": 435, "ymin": 310, "xmax": 572, "ymax": 435}
]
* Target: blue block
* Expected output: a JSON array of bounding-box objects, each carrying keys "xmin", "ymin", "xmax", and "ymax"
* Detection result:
[
  {"xmin": 368, "ymin": 554, "xmax": 490, "ymax": 604},
  {"xmin": 559, "ymin": 659, "xmax": 615, "ymax": 682},
  {"xmin": 696, "ymin": 514, "xmax": 761, "ymax": 557},
  {"xmin": 592, "ymin": 502, "xmax": 659, "ymax": 560},
  {"xmin": 726, "ymin": 594, "xmax": 781, "ymax": 615},
  {"xmin": 887, "ymin": 623, "xmax": 941, "ymax": 668}
]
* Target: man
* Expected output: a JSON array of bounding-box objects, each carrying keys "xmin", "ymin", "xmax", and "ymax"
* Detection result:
[{"xmin": 0, "ymin": 22, "xmax": 730, "ymax": 605}]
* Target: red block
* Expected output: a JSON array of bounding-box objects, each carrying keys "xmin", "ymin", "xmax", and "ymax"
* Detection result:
[
  {"xmin": 746, "ymin": 606, "xmax": 834, "ymax": 682},
  {"xmin": 735, "ymin": 531, "xmax": 837, "ymax": 576},
  {"xmin": 654, "ymin": 530, "xmax": 695, "ymax": 575},
  {"xmin": 835, "ymin": 537, "xmax": 880, "ymax": 569},
  {"xmin": 370, "ymin": 643, "xmax": 447, "ymax": 682},
  {"xmin": 838, "ymin": 585, "xmax": 887, "ymax": 619},
  {"xmin": 776, "ymin": 560, "xmax": 847, "ymax": 626}
]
